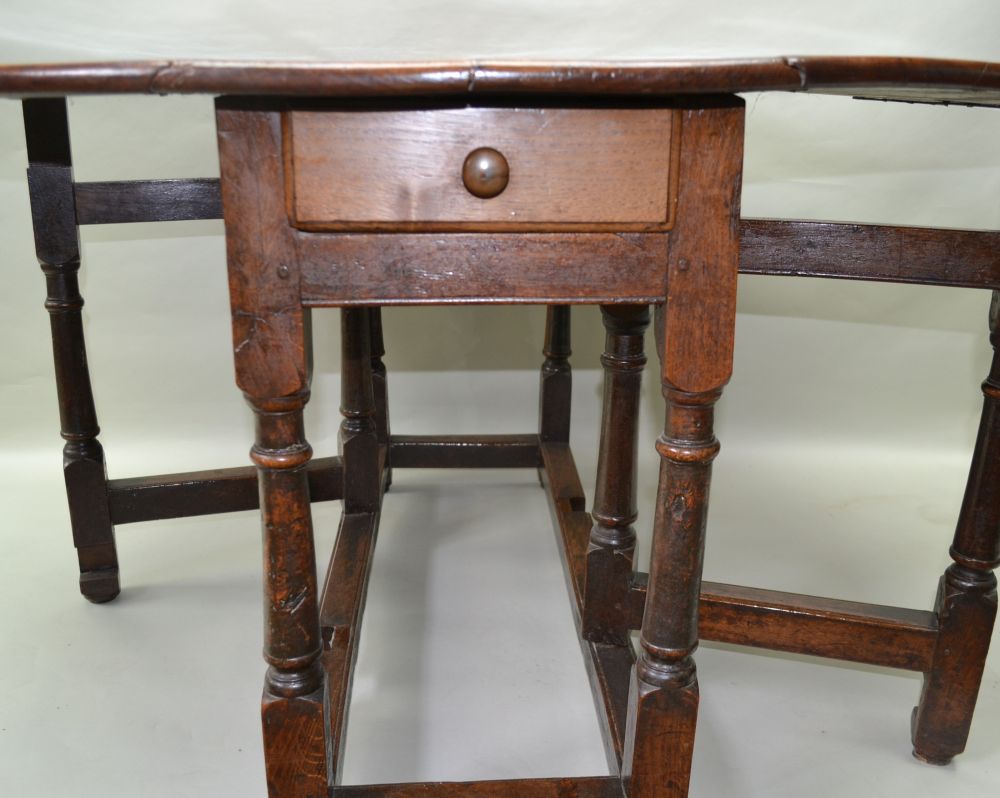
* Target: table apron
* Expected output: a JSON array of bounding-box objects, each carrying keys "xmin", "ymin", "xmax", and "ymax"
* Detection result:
[{"xmin": 297, "ymin": 231, "xmax": 669, "ymax": 306}]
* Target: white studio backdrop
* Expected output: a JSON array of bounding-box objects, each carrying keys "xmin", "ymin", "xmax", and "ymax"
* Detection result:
[{"xmin": 1, "ymin": 2, "xmax": 999, "ymax": 797}]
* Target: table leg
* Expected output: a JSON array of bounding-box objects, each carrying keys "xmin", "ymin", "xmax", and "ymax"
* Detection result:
[
  {"xmin": 622, "ymin": 98, "xmax": 744, "ymax": 798},
  {"xmin": 623, "ymin": 383, "xmax": 721, "ymax": 798},
  {"xmin": 583, "ymin": 305, "xmax": 649, "ymax": 645},
  {"xmin": 369, "ymin": 307, "xmax": 391, "ymax": 489},
  {"xmin": 251, "ymin": 390, "xmax": 330, "ymax": 798},
  {"xmin": 24, "ymin": 97, "xmax": 119, "ymax": 603},
  {"xmin": 341, "ymin": 308, "xmax": 380, "ymax": 513},
  {"xmin": 912, "ymin": 290, "xmax": 1000, "ymax": 764},
  {"xmin": 216, "ymin": 104, "xmax": 333, "ymax": 795},
  {"xmin": 539, "ymin": 305, "xmax": 572, "ymax": 444}
]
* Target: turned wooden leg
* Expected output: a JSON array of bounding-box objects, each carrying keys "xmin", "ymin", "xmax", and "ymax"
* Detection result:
[
  {"xmin": 912, "ymin": 291, "xmax": 1000, "ymax": 764},
  {"xmin": 623, "ymin": 385, "xmax": 721, "ymax": 798},
  {"xmin": 217, "ymin": 104, "xmax": 331, "ymax": 797},
  {"xmin": 252, "ymin": 392, "xmax": 330, "ymax": 798},
  {"xmin": 341, "ymin": 308, "xmax": 380, "ymax": 513},
  {"xmin": 369, "ymin": 307, "xmax": 391, "ymax": 489},
  {"xmin": 24, "ymin": 97, "xmax": 118, "ymax": 603},
  {"xmin": 539, "ymin": 305, "xmax": 572, "ymax": 444},
  {"xmin": 622, "ymin": 97, "xmax": 744, "ymax": 798},
  {"xmin": 583, "ymin": 305, "xmax": 649, "ymax": 645}
]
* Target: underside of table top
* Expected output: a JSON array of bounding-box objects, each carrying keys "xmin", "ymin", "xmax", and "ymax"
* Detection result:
[{"xmin": 0, "ymin": 56, "xmax": 999, "ymax": 106}]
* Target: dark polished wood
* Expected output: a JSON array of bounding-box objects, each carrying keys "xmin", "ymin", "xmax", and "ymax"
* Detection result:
[
  {"xmin": 339, "ymin": 308, "xmax": 380, "ymax": 514},
  {"xmin": 583, "ymin": 305, "xmax": 649, "ymax": 645},
  {"xmin": 630, "ymin": 578, "xmax": 939, "ymax": 671},
  {"xmin": 74, "ymin": 177, "xmax": 222, "ymax": 224},
  {"xmin": 22, "ymin": 99, "xmax": 314, "ymax": 604},
  {"xmin": 23, "ymin": 97, "xmax": 119, "ymax": 603},
  {"xmin": 106, "ymin": 457, "xmax": 344, "ymax": 524},
  {"xmin": 368, "ymin": 308, "xmax": 391, "ymax": 488},
  {"xmin": 218, "ymin": 103, "xmax": 329, "ymax": 797},
  {"xmin": 389, "ymin": 434, "xmax": 542, "ymax": 469},
  {"xmin": 740, "ymin": 219, "xmax": 1000, "ymax": 289},
  {"xmin": 462, "ymin": 146, "xmax": 510, "ymax": 199},
  {"xmin": 11, "ymin": 57, "xmax": 1000, "ymax": 798},
  {"xmin": 912, "ymin": 291, "xmax": 1000, "ymax": 765},
  {"xmin": 298, "ymin": 232, "xmax": 668, "ymax": 306},
  {"xmin": 321, "ymin": 510, "xmax": 381, "ymax": 783},
  {"xmin": 624, "ymin": 99, "xmax": 745, "ymax": 798},
  {"xmin": 60, "ymin": 173, "xmax": 1000, "ymax": 291},
  {"xmin": 57, "ymin": 168, "xmax": 1000, "ymax": 292},
  {"xmin": 286, "ymin": 107, "xmax": 675, "ymax": 232},
  {"xmin": 252, "ymin": 392, "xmax": 330, "ymax": 798},
  {"xmin": 538, "ymin": 306, "xmax": 573, "ymax": 444},
  {"xmin": 3, "ymin": 57, "xmax": 1000, "ymax": 106},
  {"xmin": 215, "ymin": 78, "xmax": 999, "ymax": 796}
]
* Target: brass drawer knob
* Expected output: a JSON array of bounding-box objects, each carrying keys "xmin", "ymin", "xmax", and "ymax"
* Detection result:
[{"xmin": 462, "ymin": 147, "xmax": 509, "ymax": 199}]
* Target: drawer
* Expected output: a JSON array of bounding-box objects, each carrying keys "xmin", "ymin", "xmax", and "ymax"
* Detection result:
[{"xmin": 285, "ymin": 106, "xmax": 678, "ymax": 232}]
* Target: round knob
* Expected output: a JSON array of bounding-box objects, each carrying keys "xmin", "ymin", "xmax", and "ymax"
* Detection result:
[{"xmin": 462, "ymin": 147, "xmax": 509, "ymax": 199}]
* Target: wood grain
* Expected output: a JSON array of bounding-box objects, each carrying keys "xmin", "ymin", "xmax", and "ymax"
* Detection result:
[
  {"xmin": 388, "ymin": 434, "xmax": 542, "ymax": 468},
  {"xmin": 661, "ymin": 98, "xmax": 744, "ymax": 392},
  {"xmin": 251, "ymin": 393, "xmax": 330, "ymax": 796},
  {"xmin": 24, "ymin": 97, "xmax": 120, "ymax": 603},
  {"xmin": 913, "ymin": 295, "xmax": 1000, "ymax": 763},
  {"xmin": 695, "ymin": 581, "xmax": 938, "ymax": 671},
  {"xmin": 740, "ymin": 219, "xmax": 1000, "ymax": 289},
  {"xmin": 538, "ymin": 306, "xmax": 573, "ymax": 444},
  {"xmin": 217, "ymin": 103, "xmax": 311, "ymax": 399},
  {"xmin": 74, "ymin": 178, "xmax": 222, "ymax": 224},
  {"xmin": 106, "ymin": 456, "xmax": 343, "ymax": 524},
  {"xmin": 287, "ymin": 107, "xmax": 675, "ymax": 232},
  {"xmin": 583, "ymin": 306, "xmax": 649, "ymax": 646},
  {"xmin": 3, "ymin": 57, "xmax": 1000, "ymax": 107},
  {"xmin": 298, "ymin": 232, "xmax": 668, "ymax": 306},
  {"xmin": 320, "ymin": 511, "xmax": 381, "ymax": 784}
]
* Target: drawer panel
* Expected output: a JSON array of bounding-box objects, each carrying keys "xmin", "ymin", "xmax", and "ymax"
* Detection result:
[{"xmin": 286, "ymin": 107, "xmax": 677, "ymax": 232}]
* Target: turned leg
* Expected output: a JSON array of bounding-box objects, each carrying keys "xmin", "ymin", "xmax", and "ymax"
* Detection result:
[
  {"xmin": 341, "ymin": 308, "xmax": 380, "ymax": 513},
  {"xmin": 368, "ymin": 307, "xmax": 391, "ymax": 489},
  {"xmin": 623, "ymin": 385, "xmax": 721, "ymax": 797},
  {"xmin": 912, "ymin": 290, "xmax": 1000, "ymax": 764},
  {"xmin": 622, "ymin": 98, "xmax": 744, "ymax": 798},
  {"xmin": 24, "ymin": 97, "xmax": 118, "ymax": 603},
  {"xmin": 252, "ymin": 392, "xmax": 330, "ymax": 797},
  {"xmin": 539, "ymin": 305, "xmax": 572, "ymax": 443},
  {"xmin": 217, "ymin": 104, "xmax": 332, "ymax": 797},
  {"xmin": 583, "ymin": 305, "xmax": 649, "ymax": 644}
]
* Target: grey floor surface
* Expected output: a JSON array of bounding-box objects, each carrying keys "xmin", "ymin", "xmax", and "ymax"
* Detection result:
[{"xmin": 2, "ymin": 368, "xmax": 997, "ymax": 797}]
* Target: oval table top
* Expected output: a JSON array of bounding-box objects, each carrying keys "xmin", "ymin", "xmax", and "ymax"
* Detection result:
[{"xmin": 0, "ymin": 56, "xmax": 998, "ymax": 106}]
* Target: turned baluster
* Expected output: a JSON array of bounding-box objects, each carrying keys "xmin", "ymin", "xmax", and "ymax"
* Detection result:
[
  {"xmin": 623, "ymin": 98, "xmax": 744, "ymax": 798},
  {"xmin": 368, "ymin": 307, "xmax": 391, "ymax": 488},
  {"xmin": 624, "ymin": 385, "xmax": 721, "ymax": 797},
  {"xmin": 583, "ymin": 305, "xmax": 649, "ymax": 644},
  {"xmin": 912, "ymin": 290, "xmax": 1000, "ymax": 764},
  {"xmin": 341, "ymin": 308, "xmax": 380, "ymax": 513},
  {"xmin": 253, "ymin": 395, "xmax": 325, "ymax": 697},
  {"xmin": 23, "ymin": 97, "xmax": 119, "ymax": 603},
  {"xmin": 539, "ymin": 305, "xmax": 572, "ymax": 443},
  {"xmin": 217, "ymin": 103, "xmax": 331, "ymax": 796},
  {"xmin": 251, "ymin": 391, "xmax": 331, "ymax": 797}
]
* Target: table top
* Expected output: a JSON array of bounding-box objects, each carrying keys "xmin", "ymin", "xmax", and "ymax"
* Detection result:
[{"xmin": 0, "ymin": 56, "xmax": 999, "ymax": 106}]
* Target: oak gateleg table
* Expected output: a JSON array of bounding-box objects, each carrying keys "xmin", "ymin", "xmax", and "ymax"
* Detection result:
[{"xmin": 3, "ymin": 57, "xmax": 1000, "ymax": 797}]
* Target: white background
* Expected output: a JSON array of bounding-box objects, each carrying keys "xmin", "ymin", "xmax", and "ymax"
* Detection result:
[{"xmin": 1, "ymin": 2, "xmax": 999, "ymax": 796}]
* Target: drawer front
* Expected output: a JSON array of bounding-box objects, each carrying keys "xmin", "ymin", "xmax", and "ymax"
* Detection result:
[{"xmin": 286, "ymin": 107, "xmax": 677, "ymax": 232}]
